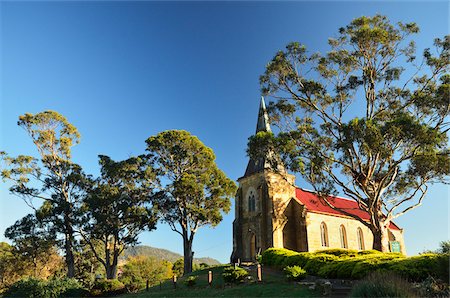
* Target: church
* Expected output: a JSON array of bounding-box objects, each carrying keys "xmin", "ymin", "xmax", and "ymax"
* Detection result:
[{"xmin": 231, "ymin": 98, "xmax": 406, "ymax": 262}]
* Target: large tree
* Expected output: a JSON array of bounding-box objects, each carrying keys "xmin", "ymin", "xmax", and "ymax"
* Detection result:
[
  {"xmin": 146, "ymin": 130, "xmax": 237, "ymax": 273},
  {"xmin": 78, "ymin": 155, "xmax": 158, "ymax": 279},
  {"xmin": 250, "ymin": 15, "xmax": 449, "ymax": 252},
  {"xmin": 1, "ymin": 111, "xmax": 85, "ymax": 276}
]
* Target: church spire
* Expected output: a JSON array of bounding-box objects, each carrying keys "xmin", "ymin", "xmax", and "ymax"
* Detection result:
[
  {"xmin": 243, "ymin": 97, "xmax": 285, "ymax": 178},
  {"xmin": 256, "ymin": 96, "xmax": 272, "ymax": 133}
]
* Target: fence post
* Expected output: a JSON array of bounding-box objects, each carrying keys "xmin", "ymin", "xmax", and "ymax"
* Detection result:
[
  {"xmin": 159, "ymin": 281, "xmax": 162, "ymax": 290},
  {"xmin": 173, "ymin": 275, "xmax": 177, "ymax": 289},
  {"xmin": 208, "ymin": 270, "xmax": 213, "ymax": 286},
  {"xmin": 257, "ymin": 264, "xmax": 262, "ymax": 282},
  {"xmin": 146, "ymin": 279, "xmax": 149, "ymax": 291}
]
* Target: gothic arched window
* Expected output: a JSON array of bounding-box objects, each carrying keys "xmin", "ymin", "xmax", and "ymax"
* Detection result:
[
  {"xmin": 320, "ymin": 222, "xmax": 329, "ymax": 247},
  {"xmin": 248, "ymin": 191, "xmax": 256, "ymax": 212},
  {"xmin": 340, "ymin": 225, "xmax": 348, "ymax": 249},
  {"xmin": 357, "ymin": 227, "xmax": 365, "ymax": 250}
]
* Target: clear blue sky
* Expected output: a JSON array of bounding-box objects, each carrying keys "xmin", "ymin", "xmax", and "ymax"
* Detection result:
[{"xmin": 1, "ymin": 1, "xmax": 448, "ymax": 263}]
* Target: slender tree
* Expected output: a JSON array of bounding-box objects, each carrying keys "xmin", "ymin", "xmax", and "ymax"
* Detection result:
[
  {"xmin": 250, "ymin": 15, "xmax": 449, "ymax": 251},
  {"xmin": 78, "ymin": 155, "xmax": 158, "ymax": 279},
  {"xmin": 1, "ymin": 111, "xmax": 85, "ymax": 276},
  {"xmin": 146, "ymin": 130, "xmax": 237, "ymax": 273}
]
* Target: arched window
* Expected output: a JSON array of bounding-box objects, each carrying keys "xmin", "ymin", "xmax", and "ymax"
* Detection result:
[
  {"xmin": 357, "ymin": 227, "xmax": 365, "ymax": 250},
  {"xmin": 248, "ymin": 191, "xmax": 256, "ymax": 212},
  {"xmin": 320, "ymin": 222, "xmax": 329, "ymax": 247},
  {"xmin": 339, "ymin": 225, "xmax": 348, "ymax": 249}
]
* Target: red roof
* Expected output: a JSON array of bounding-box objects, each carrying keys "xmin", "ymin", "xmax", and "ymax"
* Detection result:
[{"xmin": 295, "ymin": 188, "xmax": 400, "ymax": 230}]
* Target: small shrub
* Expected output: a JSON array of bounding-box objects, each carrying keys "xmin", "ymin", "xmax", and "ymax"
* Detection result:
[
  {"xmin": 3, "ymin": 277, "xmax": 86, "ymax": 298},
  {"xmin": 90, "ymin": 279, "xmax": 125, "ymax": 297},
  {"xmin": 416, "ymin": 276, "xmax": 450, "ymax": 297},
  {"xmin": 184, "ymin": 276, "xmax": 197, "ymax": 287},
  {"xmin": 222, "ymin": 266, "xmax": 249, "ymax": 283},
  {"xmin": 350, "ymin": 271, "xmax": 418, "ymax": 297},
  {"xmin": 284, "ymin": 265, "xmax": 307, "ymax": 281}
]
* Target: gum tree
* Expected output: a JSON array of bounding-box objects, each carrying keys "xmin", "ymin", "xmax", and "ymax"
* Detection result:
[
  {"xmin": 1, "ymin": 111, "xmax": 85, "ymax": 277},
  {"xmin": 250, "ymin": 15, "xmax": 449, "ymax": 252},
  {"xmin": 146, "ymin": 130, "xmax": 237, "ymax": 273},
  {"xmin": 78, "ymin": 155, "xmax": 158, "ymax": 279}
]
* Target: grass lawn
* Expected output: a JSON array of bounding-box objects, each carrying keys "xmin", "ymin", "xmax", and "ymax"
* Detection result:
[{"xmin": 121, "ymin": 265, "xmax": 319, "ymax": 297}]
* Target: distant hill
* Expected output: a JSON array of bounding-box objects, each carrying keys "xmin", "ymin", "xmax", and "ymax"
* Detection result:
[{"xmin": 122, "ymin": 245, "xmax": 221, "ymax": 266}]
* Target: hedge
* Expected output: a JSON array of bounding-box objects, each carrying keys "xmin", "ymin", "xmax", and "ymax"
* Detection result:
[{"xmin": 261, "ymin": 248, "xmax": 449, "ymax": 281}]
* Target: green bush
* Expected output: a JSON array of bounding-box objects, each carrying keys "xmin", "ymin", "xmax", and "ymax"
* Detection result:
[
  {"xmin": 120, "ymin": 255, "xmax": 172, "ymax": 292},
  {"xmin": 303, "ymin": 254, "xmax": 339, "ymax": 276},
  {"xmin": 90, "ymin": 279, "xmax": 125, "ymax": 297},
  {"xmin": 3, "ymin": 277, "xmax": 86, "ymax": 298},
  {"xmin": 350, "ymin": 271, "xmax": 418, "ymax": 297},
  {"xmin": 222, "ymin": 266, "xmax": 249, "ymax": 283},
  {"xmin": 284, "ymin": 265, "xmax": 307, "ymax": 281},
  {"xmin": 314, "ymin": 248, "xmax": 359, "ymax": 257},
  {"xmin": 389, "ymin": 253, "xmax": 449, "ymax": 282},
  {"xmin": 184, "ymin": 276, "xmax": 197, "ymax": 287}
]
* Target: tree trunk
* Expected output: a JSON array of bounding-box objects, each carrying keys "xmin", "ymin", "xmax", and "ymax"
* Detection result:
[
  {"xmin": 64, "ymin": 216, "xmax": 75, "ymax": 278},
  {"xmin": 371, "ymin": 224, "xmax": 390, "ymax": 252},
  {"xmin": 183, "ymin": 231, "xmax": 193, "ymax": 274},
  {"xmin": 106, "ymin": 265, "xmax": 117, "ymax": 279}
]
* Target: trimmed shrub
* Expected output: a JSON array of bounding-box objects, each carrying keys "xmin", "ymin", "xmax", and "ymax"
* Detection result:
[
  {"xmin": 284, "ymin": 265, "xmax": 307, "ymax": 281},
  {"xmin": 3, "ymin": 277, "xmax": 86, "ymax": 298},
  {"xmin": 350, "ymin": 271, "xmax": 418, "ymax": 297},
  {"xmin": 389, "ymin": 253, "xmax": 450, "ymax": 282},
  {"xmin": 222, "ymin": 266, "xmax": 249, "ymax": 283},
  {"xmin": 90, "ymin": 279, "xmax": 125, "ymax": 297},
  {"xmin": 281, "ymin": 253, "xmax": 310, "ymax": 268},
  {"xmin": 184, "ymin": 276, "xmax": 197, "ymax": 287},
  {"xmin": 314, "ymin": 248, "xmax": 359, "ymax": 257},
  {"xmin": 303, "ymin": 254, "xmax": 339, "ymax": 276}
]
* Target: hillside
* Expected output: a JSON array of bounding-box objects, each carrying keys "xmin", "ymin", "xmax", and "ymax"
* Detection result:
[{"xmin": 122, "ymin": 245, "xmax": 221, "ymax": 266}]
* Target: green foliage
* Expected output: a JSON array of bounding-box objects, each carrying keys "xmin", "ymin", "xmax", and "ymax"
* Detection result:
[
  {"xmin": 184, "ymin": 276, "xmax": 197, "ymax": 287},
  {"xmin": 350, "ymin": 271, "xmax": 418, "ymax": 297},
  {"xmin": 172, "ymin": 258, "xmax": 184, "ymax": 277},
  {"xmin": 261, "ymin": 248, "xmax": 450, "ymax": 281},
  {"xmin": 254, "ymin": 14, "xmax": 450, "ymax": 252},
  {"xmin": 90, "ymin": 279, "xmax": 125, "ymax": 297},
  {"xmin": 3, "ymin": 277, "xmax": 86, "ymax": 298},
  {"xmin": 146, "ymin": 130, "xmax": 237, "ymax": 273},
  {"xmin": 1, "ymin": 111, "xmax": 86, "ymax": 277},
  {"xmin": 283, "ymin": 266, "xmax": 307, "ymax": 281},
  {"xmin": 119, "ymin": 256, "xmax": 173, "ymax": 292},
  {"xmin": 80, "ymin": 155, "xmax": 158, "ymax": 279},
  {"xmin": 388, "ymin": 253, "xmax": 450, "ymax": 282},
  {"xmin": 222, "ymin": 266, "xmax": 249, "ymax": 283}
]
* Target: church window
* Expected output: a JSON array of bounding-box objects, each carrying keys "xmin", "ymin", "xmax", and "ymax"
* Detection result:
[
  {"xmin": 357, "ymin": 227, "xmax": 365, "ymax": 250},
  {"xmin": 248, "ymin": 191, "xmax": 256, "ymax": 212},
  {"xmin": 340, "ymin": 225, "xmax": 348, "ymax": 249},
  {"xmin": 320, "ymin": 222, "xmax": 328, "ymax": 247}
]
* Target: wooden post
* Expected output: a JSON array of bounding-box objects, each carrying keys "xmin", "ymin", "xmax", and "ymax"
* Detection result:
[
  {"xmin": 208, "ymin": 270, "xmax": 213, "ymax": 286},
  {"xmin": 173, "ymin": 275, "xmax": 177, "ymax": 289},
  {"xmin": 159, "ymin": 281, "xmax": 162, "ymax": 290},
  {"xmin": 146, "ymin": 279, "xmax": 149, "ymax": 291},
  {"xmin": 257, "ymin": 264, "xmax": 262, "ymax": 282}
]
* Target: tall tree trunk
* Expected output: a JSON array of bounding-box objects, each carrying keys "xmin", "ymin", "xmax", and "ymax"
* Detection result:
[
  {"xmin": 64, "ymin": 215, "xmax": 75, "ymax": 278},
  {"xmin": 371, "ymin": 223, "xmax": 390, "ymax": 252},
  {"xmin": 183, "ymin": 230, "xmax": 193, "ymax": 274}
]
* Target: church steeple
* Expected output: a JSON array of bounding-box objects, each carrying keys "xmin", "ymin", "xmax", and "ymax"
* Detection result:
[
  {"xmin": 243, "ymin": 97, "xmax": 284, "ymax": 177},
  {"xmin": 256, "ymin": 97, "xmax": 272, "ymax": 133}
]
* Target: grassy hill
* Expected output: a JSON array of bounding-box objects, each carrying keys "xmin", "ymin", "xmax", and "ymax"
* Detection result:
[{"xmin": 122, "ymin": 245, "xmax": 221, "ymax": 266}]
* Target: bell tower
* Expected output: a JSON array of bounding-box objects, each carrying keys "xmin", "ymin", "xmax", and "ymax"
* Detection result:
[{"xmin": 231, "ymin": 97, "xmax": 296, "ymax": 262}]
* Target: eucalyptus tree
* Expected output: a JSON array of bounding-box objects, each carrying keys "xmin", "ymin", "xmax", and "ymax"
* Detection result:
[
  {"xmin": 1, "ymin": 111, "xmax": 86, "ymax": 277},
  {"xmin": 146, "ymin": 130, "xmax": 237, "ymax": 273},
  {"xmin": 78, "ymin": 155, "xmax": 158, "ymax": 279},
  {"xmin": 250, "ymin": 15, "xmax": 449, "ymax": 251}
]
